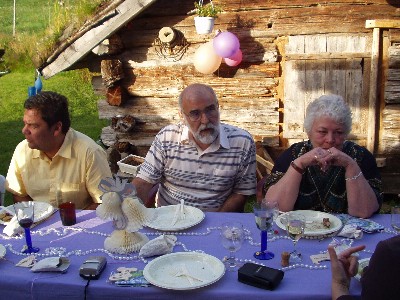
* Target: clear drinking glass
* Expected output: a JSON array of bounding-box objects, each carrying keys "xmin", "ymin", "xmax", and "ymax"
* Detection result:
[
  {"xmin": 391, "ymin": 206, "xmax": 400, "ymax": 233},
  {"xmin": 220, "ymin": 221, "xmax": 244, "ymax": 271},
  {"xmin": 253, "ymin": 202, "xmax": 275, "ymax": 260},
  {"xmin": 285, "ymin": 212, "xmax": 305, "ymax": 263},
  {"xmin": 262, "ymin": 199, "xmax": 279, "ymax": 232},
  {"xmin": 13, "ymin": 201, "xmax": 39, "ymax": 253}
]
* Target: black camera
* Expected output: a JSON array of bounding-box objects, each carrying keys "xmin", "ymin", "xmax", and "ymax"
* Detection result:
[
  {"xmin": 238, "ymin": 263, "xmax": 284, "ymax": 290},
  {"xmin": 79, "ymin": 256, "xmax": 107, "ymax": 280}
]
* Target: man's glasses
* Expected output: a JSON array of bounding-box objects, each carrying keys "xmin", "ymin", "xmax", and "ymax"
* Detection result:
[{"xmin": 183, "ymin": 104, "xmax": 219, "ymax": 122}]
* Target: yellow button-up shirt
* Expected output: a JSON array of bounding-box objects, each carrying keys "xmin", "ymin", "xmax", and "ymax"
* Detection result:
[{"xmin": 6, "ymin": 129, "xmax": 112, "ymax": 209}]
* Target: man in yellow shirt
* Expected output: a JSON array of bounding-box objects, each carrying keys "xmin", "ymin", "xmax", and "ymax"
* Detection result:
[{"xmin": 6, "ymin": 91, "xmax": 112, "ymax": 209}]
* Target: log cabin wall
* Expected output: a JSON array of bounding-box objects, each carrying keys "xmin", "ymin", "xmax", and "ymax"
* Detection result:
[{"xmin": 84, "ymin": 0, "xmax": 400, "ymax": 192}]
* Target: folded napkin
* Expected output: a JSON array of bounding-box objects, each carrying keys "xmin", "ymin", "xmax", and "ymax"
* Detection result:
[
  {"xmin": 3, "ymin": 215, "xmax": 23, "ymax": 237},
  {"xmin": 338, "ymin": 214, "xmax": 384, "ymax": 233},
  {"xmin": 30, "ymin": 257, "xmax": 70, "ymax": 273},
  {"xmin": 337, "ymin": 224, "xmax": 363, "ymax": 239},
  {"xmin": 170, "ymin": 200, "xmax": 186, "ymax": 226},
  {"xmin": 173, "ymin": 263, "xmax": 204, "ymax": 286},
  {"xmin": 139, "ymin": 234, "xmax": 177, "ymax": 258},
  {"xmin": 16, "ymin": 255, "xmax": 36, "ymax": 268}
]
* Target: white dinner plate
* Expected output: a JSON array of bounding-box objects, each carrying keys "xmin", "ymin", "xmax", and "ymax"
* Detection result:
[
  {"xmin": 276, "ymin": 210, "xmax": 342, "ymax": 237},
  {"xmin": 0, "ymin": 244, "xmax": 6, "ymax": 258},
  {"xmin": 355, "ymin": 258, "xmax": 370, "ymax": 281},
  {"xmin": 0, "ymin": 202, "xmax": 55, "ymax": 225},
  {"xmin": 146, "ymin": 205, "xmax": 205, "ymax": 231},
  {"xmin": 143, "ymin": 252, "xmax": 225, "ymax": 290}
]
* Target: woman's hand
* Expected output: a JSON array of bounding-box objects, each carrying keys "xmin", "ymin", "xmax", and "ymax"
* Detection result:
[
  {"xmin": 295, "ymin": 147, "xmax": 331, "ymax": 170},
  {"xmin": 298, "ymin": 147, "xmax": 356, "ymax": 172}
]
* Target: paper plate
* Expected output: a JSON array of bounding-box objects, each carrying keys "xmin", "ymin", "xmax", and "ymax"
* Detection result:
[
  {"xmin": 0, "ymin": 244, "xmax": 6, "ymax": 258},
  {"xmin": 143, "ymin": 252, "xmax": 225, "ymax": 290},
  {"xmin": 146, "ymin": 205, "xmax": 205, "ymax": 231},
  {"xmin": 276, "ymin": 210, "xmax": 342, "ymax": 237},
  {"xmin": 0, "ymin": 202, "xmax": 55, "ymax": 225},
  {"xmin": 355, "ymin": 258, "xmax": 370, "ymax": 281}
]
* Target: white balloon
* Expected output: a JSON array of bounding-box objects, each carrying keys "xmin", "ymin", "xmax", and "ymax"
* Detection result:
[{"xmin": 193, "ymin": 41, "xmax": 222, "ymax": 74}]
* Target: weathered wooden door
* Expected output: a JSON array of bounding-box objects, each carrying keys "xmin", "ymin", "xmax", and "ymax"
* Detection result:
[{"xmin": 283, "ymin": 34, "xmax": 372, "ymax": 146}]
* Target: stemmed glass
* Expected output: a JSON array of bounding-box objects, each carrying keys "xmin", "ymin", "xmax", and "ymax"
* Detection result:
[
  {"xmin": 262, "ymin": 199, "xmax": 279, "ymax": 233},
  {"xmin": 13, "ymin": 201, "xmax": 39, "ymax": 253},
  {"xmin": 285, "ymin": 212, "xmax": 305, "ymax": 263},
  {"xmin": 253, "ymin": 202, "xmax": 275, "ymax": 260},
  {"xmin": 220, "ymin": 221, "xmax": 244, "ymax": 271}
]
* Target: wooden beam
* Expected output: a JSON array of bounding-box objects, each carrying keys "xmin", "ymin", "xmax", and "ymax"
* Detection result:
[
  {"xmin": 366, "ymin": 27, "xmax": 380, "ymax": 153},
  {"xmin": 285, "ymin": 52, "xmax": 371, "ymax": 60},
  {"xmin": 41, "ymin": 0, "xmax": 157, "ymax": 78},
  {"xmin": 365, "ymin": 20, "xmax": 400, "ymax": 29}
]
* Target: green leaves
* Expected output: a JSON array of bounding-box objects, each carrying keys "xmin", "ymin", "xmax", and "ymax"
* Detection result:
[{"xmin": 194, "ymin": 2, "xmax": 222, "ymax": 18}]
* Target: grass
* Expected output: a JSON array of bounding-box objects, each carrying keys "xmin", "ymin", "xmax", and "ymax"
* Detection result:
[
  {"xmin": 0, "ymin": 0, "xmax": 109, "ymax": 206},
  {"xmin": 0, "ymin": 69, "xmax": 109, "ymax": 206}
]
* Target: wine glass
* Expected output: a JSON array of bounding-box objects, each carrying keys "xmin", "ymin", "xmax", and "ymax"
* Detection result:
[
  {"xmin": 13, "ymin": 201, "xmax": 39, "ymax": 253},
  {"xmin": 220, "ymin": 222, "xmax": 244, "ymax": 271},
  {"xmin": 262, "ymin": 199, "xmax": 279, "ymax": 233},
  {"xmin": 253, "ymin": 202, "xmax": 275, "ymax": 260},
  {"xmin": 285, "ymin": 212, "xmax": 305, "ymax": 263}
]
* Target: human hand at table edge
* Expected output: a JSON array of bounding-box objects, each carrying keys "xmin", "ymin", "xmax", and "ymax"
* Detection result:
[
  {"xmin": 217, "ymin": 193, "xmax": 247, "ymax": 212},
  {"xmin": 328, "ymin": 244, "xmax": 365, "ymax": 300}
]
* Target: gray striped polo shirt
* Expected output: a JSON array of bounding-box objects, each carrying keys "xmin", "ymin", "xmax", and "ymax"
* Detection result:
[{"xmin": 136, "ymin": 123, "xmax": 256, "ymax": 211}]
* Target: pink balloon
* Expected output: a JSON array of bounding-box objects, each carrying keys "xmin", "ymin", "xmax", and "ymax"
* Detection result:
[
  {"xmin": 193, "ymin": 41, "xmax": 222, "ymax": 74},
  {"xmin": 213, "ymin": 31, "xmax": 240, "ymax": 58},
  {"xmin": 224, "ymin": 49, "xmax": 242, "ymax": 66}
]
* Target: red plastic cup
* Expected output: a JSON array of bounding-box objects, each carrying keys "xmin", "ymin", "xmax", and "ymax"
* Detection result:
[{"xmin": 59, "ymin": 202, "xmax": 76, "ymax": 226}]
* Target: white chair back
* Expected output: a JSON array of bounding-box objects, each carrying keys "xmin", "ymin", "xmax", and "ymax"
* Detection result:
[{"xmin": 0, "ymin": 175, "xmax": 5, "ymax": 206}]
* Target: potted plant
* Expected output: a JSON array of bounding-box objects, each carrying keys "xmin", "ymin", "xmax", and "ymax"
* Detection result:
[{"xmin": 193, "ymin": 1, "xmax": 222, "ymax": 34}]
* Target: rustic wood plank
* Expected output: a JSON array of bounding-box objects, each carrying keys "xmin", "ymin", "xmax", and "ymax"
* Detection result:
[
  {"xmin": 389, "ymin": 29, "xmax": 400, "ymax": 43},
  {"xmin": 285, "ymin": 52, "xmax": 371, "ymax": 60},
  {"xmin": 325, "ymin": 59, "xmax": 347, "ymax": 97},
  {"xmin": 367, "ymin": 27, "xmax": 380, "ymax": 152},
  {"xmin": 283, "ymin": 59, "xmax": 306, "ymax": 138},
  {"xmin": 305, "ymin": 35, "xmax": 327, "ymax": 106},
  {"xmin": 345, "ymin": 59, "xmax": 364, "ymax": 134},
  {"xmin": 385, "ymin": 83, "xmax": 400, "ymax": 103},
  {"xmin": 379, "ymin": 104, "xmax": 400, "ymax": 154},
  {"xmin": 366, "ymin": 20, "xmax": 400, "ymax": 29},
  {"xmin": 41, "ymin": 0, "xmax": 158, "ymax": 78}
]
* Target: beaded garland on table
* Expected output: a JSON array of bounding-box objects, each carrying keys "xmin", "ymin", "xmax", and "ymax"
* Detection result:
[
  {"xmin": 1, "ymin": 224, "xmax": 395, "ymax": 270},
  {"xmin": 2, "ymin": 191, "xmax": 395, "ymax": 272}
]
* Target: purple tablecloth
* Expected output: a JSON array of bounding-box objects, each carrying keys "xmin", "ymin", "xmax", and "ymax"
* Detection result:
[{"xmin": 0, "ymin": 210, "xmax": 395, "ymax": 300}]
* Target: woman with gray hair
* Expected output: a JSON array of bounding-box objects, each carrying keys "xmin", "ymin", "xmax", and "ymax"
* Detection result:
[{"xmin": 263, "ymin": 94, "xmax": 382, "ymax": 218}]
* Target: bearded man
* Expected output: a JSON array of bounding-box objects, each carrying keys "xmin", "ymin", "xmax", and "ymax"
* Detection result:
[{"xmin": 132, "ymin": 83, "xmax": 256, "ymax": 212}]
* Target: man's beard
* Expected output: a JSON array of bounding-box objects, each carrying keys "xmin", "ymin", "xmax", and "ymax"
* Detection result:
[{"xmin": 191, "ymin": 123, "xmax": 220, "ymax": 145}]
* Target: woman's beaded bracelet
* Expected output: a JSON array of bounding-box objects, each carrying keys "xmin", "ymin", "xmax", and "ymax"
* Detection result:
[
  {"xmin": 291, "ymin": 161, "xmax": 305, "ymax": 175},
  {"xmin": 345, "ymin": 171, "xmax": 363, "ymax": 181}
]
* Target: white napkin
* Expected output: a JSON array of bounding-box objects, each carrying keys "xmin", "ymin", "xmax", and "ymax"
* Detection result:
[
  {"xmin": 139, "ymin": 234, "xmax": 177, "ymax": 258},
  {"xmin": 16, "ymin": 255, "xmax": 36, "ymax": 268},
  {"xmin": 170, "ymin": 200, "xmax": 185, "ymax": 226},
  {"xmin": 30, "ymin": 257, "xmax": 70, "ymax": 273},
  {"xmin": 336, "ymin": 224, "xmax": 363, "ymax": 239},
  {"xmin": 3, "ymin": 215, "xmax": 23, "ymax": 237}
]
